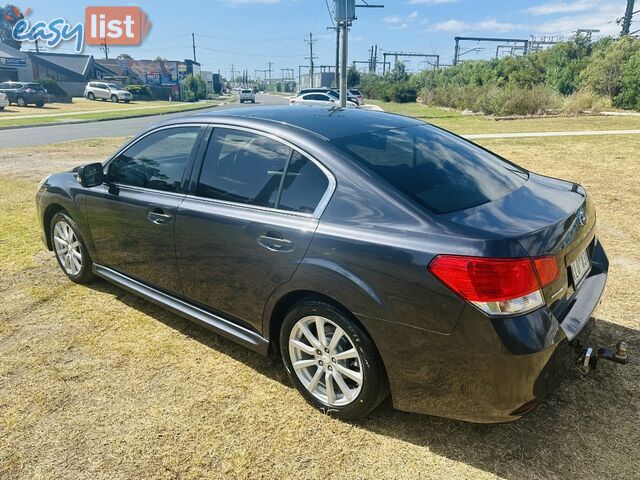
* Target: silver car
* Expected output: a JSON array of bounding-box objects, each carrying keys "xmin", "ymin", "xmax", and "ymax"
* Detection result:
[
  {"xmin": 84, "ymin": 82, "xmax": 132, "ymax": 103},
  {"xmin": 239, "ymin": 89, "xmax": 256, "ymax": 104}
]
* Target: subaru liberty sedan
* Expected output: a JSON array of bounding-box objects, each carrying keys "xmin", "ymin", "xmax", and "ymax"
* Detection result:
[{"xmin": 36, "ymin": 106, "xmax": 628, "ymax": 422}]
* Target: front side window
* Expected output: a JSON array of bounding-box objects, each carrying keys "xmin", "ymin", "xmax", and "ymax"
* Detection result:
[
  {"xmin": 197, "ymin": 129, "xmax": 330, "ymax": 213},
  {"xmin": 108, "ymin": 127, "xmax": 201, "ymax": 192},
  {"xmin": 333, "ymin": 125, "xmax": 527, "ymax": 214}
]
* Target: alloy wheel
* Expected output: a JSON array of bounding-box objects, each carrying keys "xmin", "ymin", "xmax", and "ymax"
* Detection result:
[
  {"xmin": 288, "ymin": 315, "xmax": 363, "ymax": 406},
  {"xmin": 53, "ymin": 220, "xmax": 82, "ymax": 276}
]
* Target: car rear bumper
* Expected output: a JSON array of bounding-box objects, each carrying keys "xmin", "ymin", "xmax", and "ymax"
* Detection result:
[{"xmin": 359, "ymin": 240, "xmax": 609, "ymax": 423}]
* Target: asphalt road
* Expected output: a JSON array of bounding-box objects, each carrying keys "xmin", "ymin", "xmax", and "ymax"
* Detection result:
[{"xmin": 0, "ymin": 94, "xmax": 288, "ymax": 148}]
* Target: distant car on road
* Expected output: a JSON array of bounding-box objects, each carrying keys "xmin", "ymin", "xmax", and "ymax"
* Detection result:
[
  {"xmin": 290, "ymin": 92, "xmax": 358, "ymax": 107},
  {"xmin": 0, "ymin": 81, "xmax": 47, "ymax": 108},
  {"xmin": 239, "ymin": 89, "xmax": 256, "ymax": 104},
  {"xmin": 84, "ymin": 82, "xmax": 132, "ymax": 103},
  {"xmin": 0, "ymin": 92, "xmax": 8, "ymax": 110}
]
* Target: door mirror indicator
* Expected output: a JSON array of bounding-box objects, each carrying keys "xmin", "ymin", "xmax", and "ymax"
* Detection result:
[{"xmin": 77, "ymin": 162, "xmax": 104, "ymax": 188}]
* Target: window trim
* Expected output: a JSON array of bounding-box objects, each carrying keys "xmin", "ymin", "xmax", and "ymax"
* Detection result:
[
  {"xmin": 103, "ymin": 123, "xmax": 207, "ymax": 194},
  {"xmin": 191, "ymin": 124, "xmax": 336, "ymax": 219}
]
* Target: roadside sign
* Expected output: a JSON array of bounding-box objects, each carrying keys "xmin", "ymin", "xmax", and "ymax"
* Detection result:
[{"xmin": 1, "ymin": 57, "xmax": 27, "ymax": 67}]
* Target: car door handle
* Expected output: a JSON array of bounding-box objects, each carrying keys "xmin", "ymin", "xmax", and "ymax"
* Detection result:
[
  {"xmin": 147, "ymin": 208, "xmax": 172, "ymax": 225},
  {"xmin": 258, "ymin": 233, "xmax": 294, "ymax": 252}
]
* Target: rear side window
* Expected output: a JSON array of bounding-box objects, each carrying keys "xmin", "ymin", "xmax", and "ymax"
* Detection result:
[
  {"xmin": 279, "ymin": 152, "xmax": 329, "ymax": 214},
  {"xmin": 197, "ymin": 129, "xmax": 330, "ymax": 213},
  {"xmin": 333, "ymin": 125, "xmax": 527, "ymax": 214},
  {"xmin": 108, "ymin": 127, "xmax": 201, "ymax": 192}
]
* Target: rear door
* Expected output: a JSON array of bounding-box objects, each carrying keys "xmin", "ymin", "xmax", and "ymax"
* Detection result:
[
  {"xmin": 86, "ymin": 125, "xmax": 204, "ymax": 293},
  {"xmin": 175, "ymin": 126, "xmax": 333, "ymax": 332}
]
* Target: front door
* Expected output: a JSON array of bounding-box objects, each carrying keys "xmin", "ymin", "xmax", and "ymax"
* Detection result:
[
  {"xmin": 175, "ymin": 127, "xmax": 332, "ymax": 331},
  {"xmin": 86, "ymin": 125, "xmax": 203, "ymax": 294}
]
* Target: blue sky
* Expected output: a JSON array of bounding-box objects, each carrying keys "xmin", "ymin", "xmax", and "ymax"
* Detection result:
[{"xmin": 13, "ymin": 0, "xmax": 629, "ymax": 78}]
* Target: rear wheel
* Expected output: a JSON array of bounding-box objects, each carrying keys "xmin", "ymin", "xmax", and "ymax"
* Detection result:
[
  {"xmin": 87, "ymin": 92, "xmax": 95, "ymax": 100},
  {"xmin": 50, "ymin": 212, "xmax": 95, "ymax": 284},
  {"xmin": 280, "ymin": 299, "xmax": 388, "ymax": 420},
  {"xmin": 35, "ymin": 101, "xmax": 45, "ymax": 108},
  {"xmin": 16, "ymin": 97, "xmax": 26, "ymax": 107},
  {"xmin": 111, "ymin": 95, "xmax": 119, "ymax": 103}
]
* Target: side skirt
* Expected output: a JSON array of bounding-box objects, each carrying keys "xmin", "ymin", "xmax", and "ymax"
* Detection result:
[{"xmin": 93, "ymin": 264, "xmax": 270, "ymax": 355}]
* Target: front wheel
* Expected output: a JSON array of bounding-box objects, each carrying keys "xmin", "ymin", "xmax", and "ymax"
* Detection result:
[
  {"xmin": 111, "ymin": 95, "xmax": 119, "ymax": 103},
  {"xmin": 50, "ymin": 212, "xmax": 95, "ymax": 284},
  {"xmin": 280, "ymin": 300, "xmax": 388, "ymax": 420},
  {"xmin": 35, "ymin": 101, "xmax": 45, "ymax": 108}
]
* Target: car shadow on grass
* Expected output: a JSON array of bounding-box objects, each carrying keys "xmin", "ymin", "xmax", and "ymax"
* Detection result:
[{"xmin": 88, "ymin": 277, "xmax": 640, "ymax": 478}]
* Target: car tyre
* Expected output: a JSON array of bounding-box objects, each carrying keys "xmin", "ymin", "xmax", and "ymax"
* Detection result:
[
  {"xmin": 0, "ymin": 106, "xmax": 4, "ymax": 111},
  {"xmin": 35, "ymin": 101, "xmax": 45, "ymax": 108},
  {"xmin": 87, "ymin": 92, "xmax": 95, "ymax": 100},
  {"xmin": 280, "ymin": 299, "xmax": 388, "ymax": 420},
  {"xmin": 16, "ymin": 97, "xmax": 26, "ymax": 107},
  {"xmin": 111, "ymin": 95, "xmax": 119, "ymax": 103},
  {"xmin": 50, "ymin": 212, "xmax": 95, "ymax": 284},
  {"xmin": 124, "ymin": 99, "xmax": 131, "ymax": 103}
]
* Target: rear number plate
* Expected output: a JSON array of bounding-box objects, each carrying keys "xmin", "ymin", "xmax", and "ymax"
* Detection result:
[{"xmin": 570, "ymin": 248, "xmax": 590, "ymax": 286}]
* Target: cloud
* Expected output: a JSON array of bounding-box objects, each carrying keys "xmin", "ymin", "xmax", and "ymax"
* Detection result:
[
  {"xmin": 523, "ymin": 0, "xmax": 598, "ymax": 16},
  {"xmin": 530, "ymin": 2, "xmax": 623, "ymax": 35},
  {"xmin": 407, "ymin": 0, "xmax": 459, "ymax": 4},
  {"xmin": 428, "ymin": 19, "xmax": 524, "ymax": 32},
  {"xmin": 385, "ymin": 11, "xmax": 420, "ymax": 29}
]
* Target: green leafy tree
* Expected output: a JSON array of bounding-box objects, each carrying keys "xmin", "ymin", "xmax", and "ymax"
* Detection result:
[
  {"xmin": 544, "ymin": 36, "xmax": 592, "ymax": 95},
  {"xmin": 581, "ymin": 36, "xmax": 640, "ymax": 102},
  {"xmin": 0, "ymin": 4, "xmax": 23, "ymax": 49},
  {"xmin": 347, "ymin": 65, "xmax": 361, "ymax": 88}
]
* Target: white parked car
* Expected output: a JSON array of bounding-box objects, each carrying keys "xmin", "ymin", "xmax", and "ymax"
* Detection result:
[
  {"xmin": 84, "ymin": 82, "xmax": 132, "ymax": 103},
  {"xmin": 289, "ymin": 92, "xmax": 358, "ymax": 107},
  {"xmin": 239, "ymin": 89, "xmax": 255, "ymax": 104},
  {"xmin": 349, "ymin": 89, "xmax": 364, "ymax": 105},
  {"xmin": 0, "ymin": 92, "xmax": 8, "ymax": 110}
]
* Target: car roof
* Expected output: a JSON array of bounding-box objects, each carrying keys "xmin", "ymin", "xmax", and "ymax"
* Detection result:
[{"xmin": 162, "ymin": 105, "xmax": 422, "ymax": 141}]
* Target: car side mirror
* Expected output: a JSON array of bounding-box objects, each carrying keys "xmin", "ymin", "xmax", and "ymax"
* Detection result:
[{"xmin": 77, "ymin": 162, "xmax": 104, "ymax": 188}]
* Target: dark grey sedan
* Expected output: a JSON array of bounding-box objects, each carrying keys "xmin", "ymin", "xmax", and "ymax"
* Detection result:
[{"xmin": 35, "ymin": 106, "xmax": 627, "ymax": 422}]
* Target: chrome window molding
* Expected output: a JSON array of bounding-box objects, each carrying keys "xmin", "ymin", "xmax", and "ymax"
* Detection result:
[{"xmin": 103, "ymin": 122, "xmax": 337, "ymax": 220}]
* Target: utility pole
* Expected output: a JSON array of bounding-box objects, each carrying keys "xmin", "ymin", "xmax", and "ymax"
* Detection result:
[
  {"xmin": 99, "ymin": 38, "xmax": 109, "ymax": 59},
  {"xmin": 340, "ymin": 21, "xmax": 348, "ymax": 107},
  {"xmin": 192, "ymin": 33, "xmax": 197, "ymax": 62},
  {"xmin": 305, "ymin": 32, "xmax": 318, "ymax": 88},
  {"xmin": 230, "ymin": 64, "xmax": 236, "ymax": 87},
  {"xmin": 267, "ymin": 61, "xmax": 273, "ymax": 89},
  {"xmin": 621, "ymin": 0, "xmax": 636, "ymax": 35}
]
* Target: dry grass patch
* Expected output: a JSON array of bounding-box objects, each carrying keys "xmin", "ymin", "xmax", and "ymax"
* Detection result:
[{"xmin": 0, "ymin": 135, "xmax": 639, "ymax": 479}]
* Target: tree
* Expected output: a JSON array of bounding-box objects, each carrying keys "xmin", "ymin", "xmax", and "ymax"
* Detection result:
[
  {"xmin": 0, "ymin": 4, "xmax": 23, "ymax": 50},
  {"xmin": 182, "ymin": 74, "xmax": 207, "ymax": 101},
  {"xmin": 582, "ymin": 36, "xmax": 640, "ymax": 101},
  {"xmin": 117, "ymin": 53, "xmax": 133, "ymax": 60},
  {"xmin": 544, "ymin": 36, "xmax": 592, "ymax": 95},
  {"xmin": 347, "ymin": 66, "xmax": 361, "ymax": 88}
]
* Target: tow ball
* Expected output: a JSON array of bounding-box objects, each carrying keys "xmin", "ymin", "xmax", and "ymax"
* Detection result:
[{"xmin": 576, "ymin": 341, "xmax": 629, "ymax": 374}]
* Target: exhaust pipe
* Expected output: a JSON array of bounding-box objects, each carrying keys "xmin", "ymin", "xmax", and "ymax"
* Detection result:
[{"xmin": 576, "ymin": 341, "xmax": 629, "ymax": 374}]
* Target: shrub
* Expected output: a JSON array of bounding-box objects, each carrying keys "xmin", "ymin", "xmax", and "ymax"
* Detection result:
[
  {"xmin": 182, "ymin": 74, "xmax": 207, "ymax": 101},
  {"xmin": 561, "ymin": 88, "xmax": 610, "ymax": 114},
  {"xmin": 37, "ymin": 77, "xmax": 69, "ymax": 97},
  {"xmin": 421, "ymin": 84, "xmax": 560, "ymax": 116},
  {"xmin": 125, "ymin": 84, "xmax": 152, "ymax": 98}
]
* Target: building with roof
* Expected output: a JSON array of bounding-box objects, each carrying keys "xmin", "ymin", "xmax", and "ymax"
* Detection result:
[{"xmin": 0, "ymin": 42, "xmax": 33, "ymax": 82}]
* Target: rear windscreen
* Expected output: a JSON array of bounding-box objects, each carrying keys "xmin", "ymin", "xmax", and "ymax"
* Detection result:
[
  {"xmin": 332, "ymin": 125, "xmax": 527, "ymax": 214},
  {"xmin": 242, "ymin": 89, "xmax": 252, "ymax": 93}
]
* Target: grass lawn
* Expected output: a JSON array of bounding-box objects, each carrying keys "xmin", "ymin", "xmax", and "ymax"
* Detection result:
[
  {"xmin": 0, "ymin": 134, "xmax": 639, "ymax": 479},
  {"xmin": 0, "ymin": 97, "xmax": 231, "ymax": 128},
  {"xmin": 368, "ymin": 100, "xmax": 640, "ymax": 135}
]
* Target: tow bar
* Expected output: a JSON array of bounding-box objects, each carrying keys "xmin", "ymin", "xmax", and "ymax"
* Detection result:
[{"xmin": 576, "ymin": 341, "xmax": 629, "ymax": 374}]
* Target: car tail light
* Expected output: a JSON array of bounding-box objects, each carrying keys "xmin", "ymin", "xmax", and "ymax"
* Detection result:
[{"xmin": 428, "ymin": 255, "xmax": 559, "ymax": 316}]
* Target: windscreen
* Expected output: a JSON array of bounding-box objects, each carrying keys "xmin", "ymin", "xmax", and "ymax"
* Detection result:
[{"xmin": 332, "ymin": 125, "xmax": 527, "ymax": 214}]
